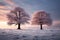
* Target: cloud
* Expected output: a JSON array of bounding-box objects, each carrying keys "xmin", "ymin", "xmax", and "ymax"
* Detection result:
[
  {"xmin": 0, "ymin": 1, "xmax": 17, "ymax": 21},
  {"xmin": 0, "ymin": 6, "xmax": 10, "ymax": 21},
  {"xmin": 0, "ymin": 10, "xmax": 10, "ymax": 21},
  {"xmin": 0, "ymin": 2, "xmax": 11, "ymax": 10},
  {"xmin": 4, "ymin": 0, "xmax": 16, "ymax": 7},
  {"xmin": 0, "ymin": 2, "xmax": 10, "ymax": 21},
  {"xmin": 51, "ymin": 20, "xmax": 60, "ymax": 29},
  {"xmin": 0, "ymin": 9, "xmax": 10, "ymax": 13},
  {"xmin": 0, "ymin": 2, "xmax": 11, "ymax": 14},
  {"xmin": 0, "ymin": 2, "xmax": 6, "ymax": 8},
  {"xmin": 4, "ymin": 0, "xmax": 14, "ymax": 5},
  {"xmin": 0, "ymin": 2, "xmax": 10, "ymax": 14},
  {"xmin": 53, "ymin": 20, "xmax": 60, "ymax": 26},
  {"xmin": 0, "ymin": 14, "xmax": 7, "ymax": 21},
  {"xmin": 0, "ymin": 2, "xmax": 6, "ymax": 6}
]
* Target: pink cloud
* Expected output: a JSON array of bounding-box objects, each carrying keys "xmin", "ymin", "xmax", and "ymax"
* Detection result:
[
  {"xmin": 4, "ymin": 0, "xmax": 15, "ymax": 5},
  {"xmin": 0, "ymin": 14, "xmax": 7, "ymax": 21},
  {"xmin": 4, "ymin": 0, "xmax": 18, "ymax": 8},
  {"xmin": 53, "ymin": 20, "xmax": 60, "ymax": 26}
]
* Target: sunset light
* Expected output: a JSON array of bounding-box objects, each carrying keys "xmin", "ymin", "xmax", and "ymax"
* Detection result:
[{"xmin": 0, "ymin": 0, "xmax": 60, "ymax": 40}]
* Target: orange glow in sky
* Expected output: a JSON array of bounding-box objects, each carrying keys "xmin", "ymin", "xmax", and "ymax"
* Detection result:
[
  {"xmin": 0, "ymin": 21, "xmax": 60, "ymax": 29},
  {"xmin": 0, "ymin": 21, "xmax": 47, "ymax": 29},
  {"xmin": 0, "ymin": 21, "xmax": 31, "ymax": 29}
]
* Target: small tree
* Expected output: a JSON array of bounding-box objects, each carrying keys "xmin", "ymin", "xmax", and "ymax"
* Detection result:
[
  {"xmin": 31, "ymin": 11, "xmax": 52, "ymax": 30},
  {"xmin": 7, "ymin": 7, "xmax": 30, "ymax": 29}
]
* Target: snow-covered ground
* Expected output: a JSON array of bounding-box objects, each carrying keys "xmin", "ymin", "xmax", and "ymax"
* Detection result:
[{"xmin": 0, "ymin": 28, "xmax": 60, "ymax": 40}]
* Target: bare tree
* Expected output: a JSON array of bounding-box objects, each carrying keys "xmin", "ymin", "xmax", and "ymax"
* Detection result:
[
  {"xmin": 7, "ymin": 7, "xmax": 30, "ymax": 29},
  {"xmin": 31, "ymin": 11, "xmax": 52, "ymax": 30}
]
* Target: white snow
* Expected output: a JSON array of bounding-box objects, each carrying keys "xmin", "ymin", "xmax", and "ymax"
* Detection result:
[{"xmin": 0, "ymin": 28, "xmax": 60, "ymax": 40}]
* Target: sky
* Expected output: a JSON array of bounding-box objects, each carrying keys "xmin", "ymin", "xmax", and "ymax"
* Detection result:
[{"xmin": 0, "ymin": 0, "xmax": 60, "ymax": 29}]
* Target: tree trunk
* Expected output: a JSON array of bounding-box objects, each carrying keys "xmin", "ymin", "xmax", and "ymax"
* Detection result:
[
  {"xmin": 40, "ymin": 24, "xmax": 43, "ymax": 30},
  {"xmin": 17, "ymin": 23, "xmax": 21, "ymax": 29}
]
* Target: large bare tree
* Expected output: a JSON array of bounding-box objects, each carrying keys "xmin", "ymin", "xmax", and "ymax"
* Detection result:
[
  {"xmin": 7, "ymin": 7, "xmax": 30, "ymax": 29},
  {"xmin": 31, "ymin": 11, "xmax": 52, "ymax": 30}
]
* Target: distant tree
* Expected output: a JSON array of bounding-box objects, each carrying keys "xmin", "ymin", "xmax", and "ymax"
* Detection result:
[
  {"xmin": 7, "ymin": 7, "xmax": 30, "ymax": 29},
  {"xmin": 31, "ymin": 11, "xmax": 52, "ymax": 30}
]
